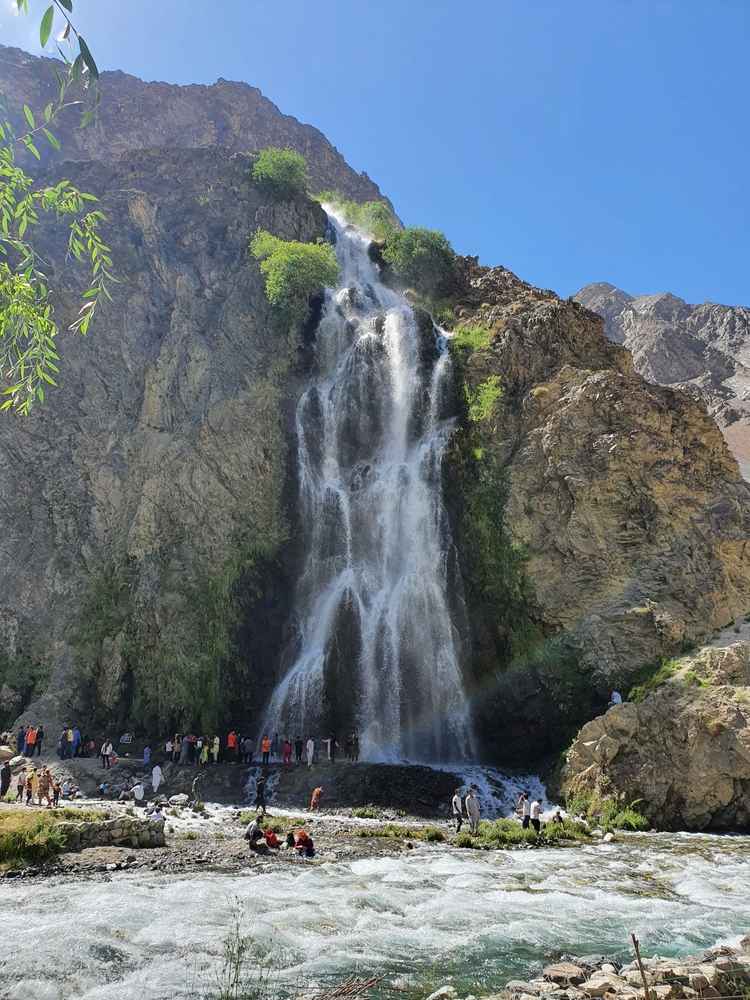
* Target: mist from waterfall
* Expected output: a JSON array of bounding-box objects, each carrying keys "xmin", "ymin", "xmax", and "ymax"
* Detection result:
[{"xmin": 262, "ymin": 210, "xmax": 474, "ymax": 761}]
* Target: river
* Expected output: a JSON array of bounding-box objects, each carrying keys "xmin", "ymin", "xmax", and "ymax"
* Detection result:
[{"xmin": 2, "ymin": 834, "xmax": 749, "ymax": 999}]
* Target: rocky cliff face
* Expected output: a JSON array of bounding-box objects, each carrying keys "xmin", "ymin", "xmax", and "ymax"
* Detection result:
[
  {"xmin": 0, "ymin": 44, "xmax": 385, "ymax": 203},
  {"xmin": 575, "ymin": 282, "xmax": 750, "ymax": 480},
  {"xmin": 447, "ymin": 263, "xmax": 750, "ymax": 759},
  {"xmin": 562, "ymin": 626, "xmax": 750, "ymax": 830},
  {"xmin": 0, "ymin": 145, "xmax": 325, "ymax": 735}
]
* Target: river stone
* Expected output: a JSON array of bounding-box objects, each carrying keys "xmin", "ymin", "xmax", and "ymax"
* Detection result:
[
  {"xmin": 544, "ymin": 966, "xmax": 585, "ymax": 986},
  {"xmin": 169, "ymin": 794, "xmax": 189, "ymax": 806},
  {"xmin": 581, "ymin": 975, "xmax": 627, "ymax": 996},
  {"xmin": 425, "ymin": 988, "xmax": 458, "ymax": 1000}
]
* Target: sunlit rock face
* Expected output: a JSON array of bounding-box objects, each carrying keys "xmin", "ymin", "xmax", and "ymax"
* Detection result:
[
  {"xmin": 576, "ymin": 282, "xmax": 750, "ymax": 481},
  {"xmin": 563, "ymin": 634, "xmax": 750, "ymax": 830}
]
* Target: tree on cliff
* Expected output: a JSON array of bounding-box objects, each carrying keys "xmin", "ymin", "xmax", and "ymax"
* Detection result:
[{"xmin": 1, "ymin": 1, "xmax": 113, "ymax": 414}]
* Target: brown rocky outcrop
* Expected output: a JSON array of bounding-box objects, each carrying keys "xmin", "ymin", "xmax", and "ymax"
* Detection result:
[
  {"xmin": 0, "ymin": 44, "xmax": 386, "ymax": 204},
  {"xmin": 575, "ymin": 282, "xmax": 750, "ymax": 480},
  {"xmin": 448, "ymin": 262, "xmax": 750, "ymax": 757},
  {"xmin": 562, "ymin": 632, "xmax": 750, "ymax": 829}
]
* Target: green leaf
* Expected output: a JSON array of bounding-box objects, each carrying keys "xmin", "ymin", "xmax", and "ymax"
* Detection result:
[
  {"xmin": 78, "ymin": 37, "xmax": 99, "ymax": 80},
  {"xmin": 57, "ymin": 0, "xmax": 73, "ymax": 10},
  {"xmin": 70, "ymin": 53, "xmax": 83, "ymax": 82},
  {"xmin": 39, "ymin": 5, "xmax": 54, "ymax": 47},
  {"xmin": 23, "ymin": 104, "xmax": 35, "ymax": 129},
  {"xmin": 42, "ymin": 128, "xmax": 60, "ymax": 150},
  {"xmin": 23, "ymin": 139, "xmax": 41, "ymax": 161}
]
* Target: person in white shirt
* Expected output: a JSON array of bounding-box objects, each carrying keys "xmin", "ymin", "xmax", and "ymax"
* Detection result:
[
  {"xmin": 306, "ymin": 737, "xmax": 315, "ymax": 769},
  {"xmin": 151, "ymin": 763, "xmax": 163, "ymax": 795},
  {"xmin": 451, "ymin": 788, "xmax": 464, "ymax": 832},
  {"xmin": 132, "ymin": 781, "xmax": 145, "ymax": 806},
  {"xmin": 518, "ymin": 791, "xmax": 531, "ymax": 829},
  {"xmin": 610, "ymin": 690, "xmax": 623, "ymax": 706},
  {"xmin": 465, "ymin": 787, "xmax": 480, "ymax": 834},
  {"xmin": 165, "ymin": 739, "xmax": 173, "ymax": 757},
  {"xmin": 530, "ymin": 798, "xmax": 541, "ymax": 833}
]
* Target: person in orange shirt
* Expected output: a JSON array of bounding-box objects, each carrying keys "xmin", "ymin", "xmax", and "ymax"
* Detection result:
[
  {"xmin": 227, "ymin": 730, "xmax": 238, "ymax": 762},
  {"xmin": 261, "ymin": 735, "xmax": 271, "ymax": 765},
  {"xmin": 310, "ymin": 786, "xmax": 323, "ymax": 811}
]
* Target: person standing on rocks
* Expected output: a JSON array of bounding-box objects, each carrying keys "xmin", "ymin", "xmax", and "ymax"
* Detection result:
[
  {"xmin": 35, "ymin": 725, "xmax": 44, "ymax": 756},
  {"xmin": 132, "ymin": 780, "xmax": 145, "ymax": 808},
  {"xmin": 227, "ymin": 730, "xmax": 238, "ymax": 761},
  {"xmin": 353, "ymin": 733, "xmax": 360, "ymax": 762},
  {"xmin": 212, "ymin": 734, "xmax": 220, "ymax": 765},
  {"xmin": 306, "ymin": 736, "xmax": 315, "ymax": 768},
  {"xmin": 16, "ymin": 726, "xmax": 25, "ymax": 755},
  {"xmin": 451, "ymin": 787, "xmax": 465, "ymax": 833},
  {"xmin": 294, "ymin": 736, "xmax": 304, "ymax": 764},
  {"xmin": 530, "ymin": 798, "xmax": 542, "ymax": 834},
  {"xmin": 0, "ymin": 759, "xmax": 11, "ymax": 800},
  {"xmin": 261, "ymin": 735, "xmax": 271, "ymax": 766},
  {"xmin": 101, "ymin": 739, "xmax": 113, "ymax": 769},
  {"xmin": 255, "ymin": 773, "xmax": 267, "ymax": 815},
  {"xmin": 165, "ymin": 737, "xmax": 173, "ymax": 760},
  {"xmin": 152, "ymin": 762, "xmax": 163, "ymax": 795},
  {"xmin": 173, "ymin": 735, "xmax": 182, "ymax": 763},
  {"xmin": 518, "ymin": 791, "xmax": 531, "ymax": 829},
  {"xmin": 271, "ymin": 732, "xmax": 279, "ymax": 760},
  {"xmin": 282, "ymin": 738, "xmax": 292, "ymax": 765},
  {"xmin": 15, "ymin": 768, "xmax": 26, "ymax": 802},
  {"xmin": 310, "ymin": 785, "xmax": 323, "ymax": 811},
  {"xmin": 465, "ymin": 787, "xmax": 480, "ymax": 834}
]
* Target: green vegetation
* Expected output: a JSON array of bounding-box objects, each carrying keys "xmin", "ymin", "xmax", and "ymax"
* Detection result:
[
  {"xmin": 251, "ymin": 147, "xmax": 308, "ymax": 199},
  {"xmin": 0, "ymin": 807, "xmax": 103, "ymax": 869},
  {"xmin": 250, "ymin": 229, "xmax": 340, "ymax": 323},
  {"xmin": 461, "ymin": 451, "xmax": 538, "ymax": 664},
  {"xmin": 72, "ymin": 515, "xmax": 288, "ymax": 734},
  {"xmin": 0, "ymin": 647, "xmax": 48, "ymax": 729},
  {"xmin": 566, "ymin": 791, "xmax": 650, "ymax": 832},
  {"xmin": 354, "ymin": 823, "xmax": 445, "ymax": 842},
  {"xmin": 628, "ymin": 657, "xmax": 681, "ymax": 702},
  {"xmin": 381, "ymin": 226, "xmax": 457, "ymax": 297},
  {"xmin": 465, "ymin": 375, "xmax": 503, "ymax": 423},
  {"xmin": 316, "ymin": 191, "xmax": 398, "ymax": 241},
  {"xmin": 350, "ymin": 804, "xmax": 381, "ymax": 819},
  {"xmin": 454, "ymin": 817, "xmax": 590, "ymax": 850},
  {"xmin": 238, "ymin": 813, "xmax": 309, "ymax": 830},
  {"xmin": 450, "ymin": 324, "xmax": 494, "ymax": 352}
]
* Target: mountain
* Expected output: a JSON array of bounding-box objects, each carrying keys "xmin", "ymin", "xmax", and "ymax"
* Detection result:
[
  {"xmin": 1, "ymin": 48, "xmax": 749, "ymax": 766},
  {"xmin": 575, "ymin": 282, "xmax": 750, "ymax": 480},
  {"xmin": 0, "ymin": 44, "xmax": 385, "ymax": 203}
]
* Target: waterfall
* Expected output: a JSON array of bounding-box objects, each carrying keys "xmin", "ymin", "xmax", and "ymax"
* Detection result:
[{"xmin": 261, "ymin": 210, "xmax": 475, "ymax": 762}]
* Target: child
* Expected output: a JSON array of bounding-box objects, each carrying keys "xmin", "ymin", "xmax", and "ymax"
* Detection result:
[
  {"xmin": 52, "ymin": 779, "xmax": 61, "ymax": 808},
  {"xmin": 16, "ymin": 769, "xmax": 26, "ymax": 802}
]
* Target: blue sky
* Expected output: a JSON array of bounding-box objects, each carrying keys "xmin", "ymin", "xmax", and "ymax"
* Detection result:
[{"xmin": 2, "ymin": 0, "xmax": 748, "ymax": 304}]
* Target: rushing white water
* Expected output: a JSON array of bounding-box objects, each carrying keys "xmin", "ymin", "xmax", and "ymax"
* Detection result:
[
  {"xmin": 262, "ymin": 211, "xmax": 473, "ymax": 762},
  {"xmin": 3, "ymin": 836, "xmax": 750, "ymax": 999}
]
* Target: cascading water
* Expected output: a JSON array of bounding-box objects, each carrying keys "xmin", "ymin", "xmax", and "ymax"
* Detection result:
[{"xmin": 262, "ymin": 210, "xmax": 474, "ymax": 761}]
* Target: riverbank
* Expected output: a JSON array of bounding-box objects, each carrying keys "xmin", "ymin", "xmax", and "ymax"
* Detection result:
[
  {"xmin": 467, "ymin": 935, "xmax": 750, "ymax": 1000},
  {"xmin": 0, "ymin": 797, "xmax": 588, "ymax": 879}
]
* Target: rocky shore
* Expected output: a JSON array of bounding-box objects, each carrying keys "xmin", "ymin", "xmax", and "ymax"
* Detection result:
[{"xmin": 428, "ymin": 937, "xmax": 750, "ymax": 1000}]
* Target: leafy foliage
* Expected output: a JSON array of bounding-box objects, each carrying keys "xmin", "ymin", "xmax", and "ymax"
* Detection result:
[
  {"xmin": 450, "ymin": 324, "xmax": 493, "ymax": 352},
  {"xmin": 465, "ymin": 374, "xmax": 503, "ymax": 423},
  {"xmin": 0, "ymin": 6, "xmax": 112, "ymax": 414},
  {"xmin": 316, "ymin": 191, "xmax": 398, "ymax": 241},
  {"xmin": 251, "ymin": 147, "xmax": 308, "ymax": 199},
  {"xmin": 565, "ymin": 790, "xmax": 650, "ymax": 832},
  {"xmin": 628, "ymin": 657, "xmax": 681, "ymax": 702},
  {"xmin": 250, "ymin": 229, "xmax": 339, "ymax": 322},
  {"xmin": 454, "ymin": 817, "xmax": 590, "ymax": 850},
  {"xmin": 0, "ymin": 809, "xmax": 107, "ymax": 869},
  {"xmin": 381, "ymin": 226, "xmax": 457, "ymax": 297}
]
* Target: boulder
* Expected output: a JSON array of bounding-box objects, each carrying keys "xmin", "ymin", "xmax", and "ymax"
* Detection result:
[
  {"xmin": 563, "ymin": 640, "xmax": 750, "ymax": 830},
  {"xmin": 169, "ymin": 794, "xmax": 189, "ymax": 807},
  {"xmin": 543, "ymin": 964, "xmax": 586, "ymax": 986}
]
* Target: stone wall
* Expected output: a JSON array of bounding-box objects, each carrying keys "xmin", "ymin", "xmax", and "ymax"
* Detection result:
[{"xmin": 57, "ymin": 815, "xmax": 165, "ymax": 851}]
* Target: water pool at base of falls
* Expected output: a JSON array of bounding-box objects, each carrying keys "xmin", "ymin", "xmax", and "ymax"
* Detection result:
[{"xmin": 3, "ymin": 835, "xmax": 750, "ymax": 999}]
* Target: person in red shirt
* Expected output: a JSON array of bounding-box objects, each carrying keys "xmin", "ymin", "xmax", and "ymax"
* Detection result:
[
  {"xmin": 282, "ymin": 738, "xmax": 292, "ymax": 766},
  {"xmin": 227, "ymin": 730, "xmax": 238, "ymax": 761}
]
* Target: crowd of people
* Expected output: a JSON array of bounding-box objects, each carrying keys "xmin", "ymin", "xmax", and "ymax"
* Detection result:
[
  {"xmin": 243, "ymin": 814, "xmax": 316, "ymax": 857},
  {"xmin": 161, "ymin": 730, "xmax": 361, "ymax": 768}
]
